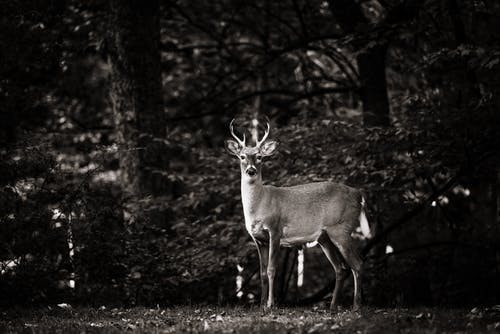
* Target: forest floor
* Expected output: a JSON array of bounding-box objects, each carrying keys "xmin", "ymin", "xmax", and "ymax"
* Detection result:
[{"xmin": 1, "ymin": 305, "xmax": 499, "ymax": 333}]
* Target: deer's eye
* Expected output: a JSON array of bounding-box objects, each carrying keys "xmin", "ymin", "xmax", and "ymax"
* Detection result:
[
  {"xmin": 240, "ymin": 155, "xmax": 246, "ymax": 160},
  {"xmin": 256, "ymin": 155, "xmax": 262, "ymax": 161}
]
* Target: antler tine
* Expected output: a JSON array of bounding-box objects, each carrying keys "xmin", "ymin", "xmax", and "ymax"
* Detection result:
[
  {"xmin": 229, "ymin": 119, "xmax": 246, "ymax": 147},
  {"xmin": 256, "ymin": 118, "xmax": 270, "ymax": 147}
]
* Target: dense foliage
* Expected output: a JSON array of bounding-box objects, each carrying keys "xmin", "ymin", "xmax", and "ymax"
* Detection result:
[{"xmin": 1, "ymin": 0, "xmax": 499, "ymax": 307}]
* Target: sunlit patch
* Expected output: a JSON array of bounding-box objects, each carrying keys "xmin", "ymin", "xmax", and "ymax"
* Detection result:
[
  {"xmin": 107, "ymin": 143, "xmax": 119, "ymax": 152},
  {"xmin": 14, "ymin": 179, "xmax": 35, "ymax": 200},
  {"xmin": 403, "ymin": 189, "xmax": 425, "ymax": 203},
  {"xmin": 386, "ymin": 245, "xmax": 394, "ymax": 254},
  {"xmin": 124, "ymin": 210, "xmax": 131, "ymax": 222},
  {"xmin": 297, "ymin": 249, "xmax": 304, "ymax": 288},
  {"xmin": 453, "ymin": 185, "xmax": 471, "ymax": 197},
  {"xmin": 306, "ymin": 241, "xmax": 317, "ymax": 248},
  {"xmin": 1, "ymin": 258, "xmax": 19, "ymax": 274},
  {"xmin": 78, "ymin": 162, "xmax": 98, "ymax": 174},
  {"xmin": 57, "ymin": 303, "xmax": 71, "ymax": 309},
  {"xmin": 431, "ymin": 196, "xmax": 450, "ymax": 207},
  {"xmin": 52, "ymin": 208, "xmax": 66, "ymax": 220},
  {"xmin": 92, "ymin": 170, "xmax": 119, "ymax": 183},
  {"xmin": 439, "ymin": 196, "xmax": 449, "ymax": 205},
  {"xmin": 236, "ymin": 264, "xmax": 244, "ymax": 298}
]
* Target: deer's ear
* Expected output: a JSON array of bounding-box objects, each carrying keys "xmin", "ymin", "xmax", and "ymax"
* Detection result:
[
  {"xmin": 225, "ymin": 139, "xmax": 240, "ymax": 156},
  {"xmin": 261, "ymin": 140, "xmax": 278, "ymax": 156}
]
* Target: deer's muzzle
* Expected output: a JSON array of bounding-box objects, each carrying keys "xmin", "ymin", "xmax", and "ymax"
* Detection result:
[{"xmin": 246, "ymin": 166, "xmax": 257, "ymax": 177}]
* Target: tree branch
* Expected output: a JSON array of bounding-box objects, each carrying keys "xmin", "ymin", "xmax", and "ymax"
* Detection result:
[
  {"xmin": 166, "ymin": 86, "xmax": 357, "ymax": 122},
  {"xmin": 361, "ymin": 172, "xmax": 463, "ymax": 257}
]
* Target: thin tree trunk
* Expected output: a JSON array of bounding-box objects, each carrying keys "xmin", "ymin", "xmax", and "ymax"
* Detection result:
[
  {"xmin": 357, "ymin": 43, "xmax": 390, "ymax": 126},
  {"xmin": 109, "ymin": 0, "xmax": 167, "ymax": 197},
  {"xmin": 328, "ymin": 0, "xmax": 390, "ymax": 126}
]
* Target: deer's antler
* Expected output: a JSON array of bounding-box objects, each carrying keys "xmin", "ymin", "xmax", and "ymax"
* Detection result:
[
  {"xmin": 230, "ymin": 119, "xmax": 246, "ymax": 147},
  {"xmin": 256, "ymin": 118, "xmax": 270, "ymax": 148}
]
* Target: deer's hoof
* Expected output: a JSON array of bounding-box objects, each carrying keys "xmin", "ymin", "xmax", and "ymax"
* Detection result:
[
  {"xmin": 260, "ymin": 304, "xmax": 272, "ymax": 314},
  {"xmin": 329, "ymin": 304, "xmax": 341, "ymax": 313},
  {"xmin": 262, "ymin": 302, "xmax": 276, "ymax": 313}
]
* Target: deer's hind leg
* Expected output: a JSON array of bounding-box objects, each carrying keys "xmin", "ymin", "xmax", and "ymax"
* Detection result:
[
  {"xmin": 324, "ymin": 229, "xmax": 363, "ymax": 310},
  {"xmin": 317, "ymin": 232, "xmax": 350, "ymax": 310}
]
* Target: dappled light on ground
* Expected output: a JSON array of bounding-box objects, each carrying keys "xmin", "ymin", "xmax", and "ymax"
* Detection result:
[{"xmin": 1, "ymin": 306, "xmax": 500, "ymax": 333}]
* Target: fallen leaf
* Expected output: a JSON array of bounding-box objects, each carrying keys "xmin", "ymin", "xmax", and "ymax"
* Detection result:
[
  {"xmin": 57, "ymin": 303, "xmax": 72, "ymax": 309},
  {"xmin": 307, "ymin": 323, "xmax": 324, "ymax": 333}
]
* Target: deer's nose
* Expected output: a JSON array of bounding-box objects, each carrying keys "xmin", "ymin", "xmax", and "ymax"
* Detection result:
[{"xmin": 246, "ymin": 167, "xmax": 257, "ymax": 176}]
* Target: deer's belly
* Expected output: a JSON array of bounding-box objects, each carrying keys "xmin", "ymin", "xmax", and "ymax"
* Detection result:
[
  {"xmin": 280, "ymin": 233, "xmax": 321, "ymax": 247},
  {"xmin": 280, "ymin": 222, "xmax": 322, "ymax": 246}
]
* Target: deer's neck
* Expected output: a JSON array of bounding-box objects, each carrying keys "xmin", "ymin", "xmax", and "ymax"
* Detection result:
[{"xmin": 241, "ymin": 175, "xmax": 264, "ymax": 218}]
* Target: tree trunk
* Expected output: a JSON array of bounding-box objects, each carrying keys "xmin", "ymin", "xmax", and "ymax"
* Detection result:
[
  {"xmin": 109, "ymin": 0, "xmax": 167, "ymax": 198},
  {"xmin": 328, "ymin": 0, "xmax": 390, "ymax": 126},
  {"xmin": 357, "ymin": 44, "xmax": 390, "ymax": 126}
]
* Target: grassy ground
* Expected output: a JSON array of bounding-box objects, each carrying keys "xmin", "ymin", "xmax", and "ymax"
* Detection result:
[{"xmin": 1, "ymin": 305, "xmax": 499, "ymax": 333}]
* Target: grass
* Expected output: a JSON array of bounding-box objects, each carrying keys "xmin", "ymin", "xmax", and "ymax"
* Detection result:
[{"xmin": 1, "ymin": 305, "xmax": 499, "ymax": 333}]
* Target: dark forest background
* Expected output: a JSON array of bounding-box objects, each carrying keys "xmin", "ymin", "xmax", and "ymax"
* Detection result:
[{"xmin": 1, "ymin": 0, "xmax": 499, "ymax": 308}]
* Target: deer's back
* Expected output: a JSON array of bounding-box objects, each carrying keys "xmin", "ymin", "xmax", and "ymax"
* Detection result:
[{"xmin": 264, "ymin": 182, "xmax": 362, "ymax": 246}]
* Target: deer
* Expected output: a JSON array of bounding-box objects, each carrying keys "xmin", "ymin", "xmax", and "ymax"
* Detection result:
[{"xmin": 225, "ymin": 118, "xmax": 371, "ymax": 311}]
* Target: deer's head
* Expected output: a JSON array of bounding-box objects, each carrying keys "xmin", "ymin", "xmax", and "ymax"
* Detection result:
[{"xmin": 225, "ymin": 118, "xmax": 278, "ymax": 182}]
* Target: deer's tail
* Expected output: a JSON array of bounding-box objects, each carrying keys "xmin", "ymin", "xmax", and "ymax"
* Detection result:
[{"xmin": 360, "ymin": 196, "xmax": 371, "ymax": 239}]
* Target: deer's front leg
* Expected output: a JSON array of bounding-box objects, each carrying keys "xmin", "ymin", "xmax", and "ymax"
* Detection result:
[
  {"xmin": 255, "ymin": 240, "xmax": 269, "ymax": 309},
  {"xmin": 266, "ymin": 233, "xmax": 280, "ymax": 309}
]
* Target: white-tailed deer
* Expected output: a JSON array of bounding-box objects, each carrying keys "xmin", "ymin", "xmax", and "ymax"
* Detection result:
[{"xmin": 225, "ymin": 119, "xmax": 370, "ymax": 311}]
